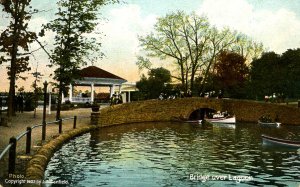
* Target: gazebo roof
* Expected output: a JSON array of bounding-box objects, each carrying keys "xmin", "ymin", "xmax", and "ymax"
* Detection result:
[{"xmin": 80, "ymin": 66, "xmax": 126, "ymax": 81}]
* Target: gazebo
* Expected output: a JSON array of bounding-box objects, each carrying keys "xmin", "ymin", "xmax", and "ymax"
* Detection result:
[{"xmin": 66, "ymin": 66, "xmax": 128, "ymax": 103}]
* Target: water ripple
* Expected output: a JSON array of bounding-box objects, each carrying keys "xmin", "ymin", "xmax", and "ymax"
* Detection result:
[{"xmin": 44, "ymin": 122, "xmax": 300, "ymax": 187}]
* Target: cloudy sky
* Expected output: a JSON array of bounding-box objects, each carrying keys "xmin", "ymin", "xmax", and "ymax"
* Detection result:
[{"xmin": 1, "ymin": 0, "xmax": 300, "ymax": 91}]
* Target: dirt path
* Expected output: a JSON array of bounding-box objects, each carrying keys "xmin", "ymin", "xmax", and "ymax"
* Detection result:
[{"xmin": 0, "ymin": 108, "xmax": 92, "ymax": 178}]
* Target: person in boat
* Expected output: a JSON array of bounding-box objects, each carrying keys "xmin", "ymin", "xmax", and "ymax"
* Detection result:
[
  {"xmin": 223, "ymin": 111, "xmax": 229, "ymax": 117},
  {"xmin": 259, "ymin": 115, "xmax": 272, "ymax": 123},
  {"xmin": 264, "ymin": 95, "xmax": 269, "ymax": 102}
]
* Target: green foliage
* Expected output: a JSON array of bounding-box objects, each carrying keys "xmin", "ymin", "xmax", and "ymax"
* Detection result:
[
  {"xmin": 138, "ymin": 11, "xmax": 264, "ymax": 95},
  {"xmin": 280, "ymin": 49, "xmax": 300, "ymax": 98},
  {"xmin": 0, "ymin": 0, "xmax": 35, "ymax": 78},
  {"xmin": 136, "ymin": 56, "xmax": 152, "ymax": 71},
  {"xmin": 0, "ymin": 0, "xmax": 37, "ymax": 118},
  {"xmin": 23, "ymin": 93, "xmax": 35, "ymax": 111},
  {"xmin": 44, "ymin": 0, "xmax": 118, "ymax": 119},
  {"xmin": 136, "ymin": 67, "xmax": 172, "ymax": 99},
  {"xmin": 45, "ymin": 0, "xmax": 106, "ymax": 86},
  {"xmin": 249, "ymin": 52, "xmax": 281, "ymax": 98},
  {"xmin": 249, "ymin": 49, "xmax": 300, "ymax": 100}
]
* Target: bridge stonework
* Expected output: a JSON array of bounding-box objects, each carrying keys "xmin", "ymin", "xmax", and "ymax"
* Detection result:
[{"xmin": 97, "ymin": 98, "xmax": 300, "ymax": 126}]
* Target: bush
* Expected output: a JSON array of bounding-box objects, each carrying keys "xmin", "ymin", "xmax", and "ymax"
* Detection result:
[
  {"xmin": 61, "ymin": 104, "xmax": 73, "ymax": 111},
  {"xmin": 24, "ymin": 93, "xmax": 35, "ymax": 111},
  {"xmin": 65, "ymin": 100, "xmax": 71, "ymax": 104},
  {"xmin": 76, "ymin": 102, "xmax": 91, "ymax": 108}
]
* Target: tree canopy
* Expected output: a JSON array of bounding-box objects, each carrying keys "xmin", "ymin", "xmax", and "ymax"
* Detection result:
[
  {"xmin": 0, "ymin": 0, "xmax": 36, "ymax": 118},
  {"xmin": 213, "ymin": 51, "xmax": 249, "ymax": 98},
  {"xmin": 44, "ymin": 0, "xmax": 118, "ymax": 119},
  {"xmin": 136, "ymin": 67, "xmax": 172, "ymax": 99},
  {"xmin": 138, "ymin": 11, "xmax": 264, "ymax": 96},
  {"xmin": 249, "ymin": 49, "xmax": 300, "ymax": 100}
]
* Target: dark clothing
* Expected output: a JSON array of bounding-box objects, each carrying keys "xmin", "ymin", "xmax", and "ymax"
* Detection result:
[{"xmin": 17, "ymin": 95, "xmax": 24, "ymax": 113}]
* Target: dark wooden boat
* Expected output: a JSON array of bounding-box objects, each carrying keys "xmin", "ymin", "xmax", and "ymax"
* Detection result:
[
  {"xmin": 185, "ymin": 120, "xmax": 202, "ymax": 124},
  {"xmin": 258, "ymin": 120, "xmax": 281, "ymax": 127},
  {"xmin": 262, "ymin": 134, "xmax": 300, "ymax": 148}
]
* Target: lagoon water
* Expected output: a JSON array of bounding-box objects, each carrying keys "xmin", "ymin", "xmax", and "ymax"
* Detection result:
[{"xmin": 44, "ymin": 122, "xmax": 300, "ymax": 187}]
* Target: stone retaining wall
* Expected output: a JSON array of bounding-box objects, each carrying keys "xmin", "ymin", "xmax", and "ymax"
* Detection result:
[{"xmin": 24, "ymin": 125, "xmax": 98, "ymax": 187}]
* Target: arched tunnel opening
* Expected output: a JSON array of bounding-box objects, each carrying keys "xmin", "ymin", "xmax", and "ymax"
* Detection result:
[{"xmin": 188, "ymin": 108, "xmax": 217, "ymax": 120}]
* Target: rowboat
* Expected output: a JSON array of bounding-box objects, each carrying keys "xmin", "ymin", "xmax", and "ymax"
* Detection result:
[
  {"xmin": 206, "ymin": 116, "xmax": 236, "ymax": 124},
  {"xmin": 258, "ymin": 120, "xmax": 281, "ymax": 127},
  {"xmin": 185, "ymin": 120, "xmax": 202, "ymax": 124},
  {"xmin": 262, "ymin": 134, "xmax": 300, "ymax": 149}
]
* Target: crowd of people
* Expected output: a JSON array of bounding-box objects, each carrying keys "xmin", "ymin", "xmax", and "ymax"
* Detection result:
[{"xmin": 110, "ymin": 93, "xmax": 123, "ymax": 106}]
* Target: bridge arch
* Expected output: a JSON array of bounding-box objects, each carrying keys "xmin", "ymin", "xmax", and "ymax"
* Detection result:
[
  {"xmin": 96, "ymin": 98, "xmax": 300, "ymax": 126},
  {"xmin": 188, "ymin": 108, "xmax": 217, "ymax": 120}
]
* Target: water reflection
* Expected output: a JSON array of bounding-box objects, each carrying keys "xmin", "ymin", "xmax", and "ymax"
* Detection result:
[{"xmin": 45, "ymin": 122, "xmax": 300, "ymax": 187}]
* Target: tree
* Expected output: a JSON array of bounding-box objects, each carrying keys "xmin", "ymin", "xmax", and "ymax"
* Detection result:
[
  {"xmin": 213, "ymin": 51, "xmax": 249, "ymax": 98},
  {"xmin": 45, "ymin": 0, "xmax": 118, "ymax": 120},
  {"xmin": 139, "ymin": 11, "xmax": 211, "ymax": 94},
  {"xmin": 198, "ymin": 27, "xmax": 237, "ymax": 94},
  {"xmin": 136, "ymin": 67, "xmax": 171, "ymax": 99},
  {"xmin": 0, "ymin": 0, "xmax": 36, "ymax": 119},
  {"xmin": 231, "ymin": 33, "xmax": 264, "ymax": 64},
  {"xmin": 250, "ymin": 49, "xmax": 300, "ymax": 100},
  {"xmin": 249, "ymin": 52, "xmax": 282, "ymax": 99},
  {"xmin": 280, "ymin": 49, "xmax": 300, "ymax": 98},
  {"xmin": 138, "ymin": 11, "xmax": 263, "ymax": 96}
]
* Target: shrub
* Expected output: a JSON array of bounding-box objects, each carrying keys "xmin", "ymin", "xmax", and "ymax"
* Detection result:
[{"xmin": 24, "ymin": 93, "xmax": 35, "ymax": 111}]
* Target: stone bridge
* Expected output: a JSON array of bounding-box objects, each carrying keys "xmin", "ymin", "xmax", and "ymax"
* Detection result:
[{"xmin": 95, "ymin": 98, "xmax": 300, "ymax": 126}]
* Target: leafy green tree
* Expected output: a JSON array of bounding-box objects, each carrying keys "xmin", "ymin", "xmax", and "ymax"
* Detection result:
[
  {"xmin": 231, "ymin": 33, "xmax": 264, "ymax": 64},
  {"xmin": 213, "ymin": 51, "xmax": 249, "ymax": 98},
  {"xmin": 198, "ymin": 27, "xmax": 237, "ymax": 94},
  {"xmin": 138, "ymin": 11, "xmax": 211, "ymax": 94},
  {"xmin": 249, "ymin": 52, "xmax": 283, "ymax": 99},
  {"xmin": 138, "ymin": 11, "xmax": 263, "ymax": 96},
  {"xmin": 45, "ymin": 0, "xmax": 118, "ymax": 120},
  {"xmin": 0, "ymin": 0, "xmax": 36, "ymax": 119},
  {"xmin": 280, "ymin": 49, "xmax": 300, "ymax": 98},
  {"xmin": 136, "ymin": 67, "xmax": 171, "ymax": 99}
]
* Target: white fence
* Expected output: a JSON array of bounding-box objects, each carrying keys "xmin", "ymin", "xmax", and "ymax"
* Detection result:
[{"xmin": 64, "ymin": 97, "xmax": 92, "ymax": 103}]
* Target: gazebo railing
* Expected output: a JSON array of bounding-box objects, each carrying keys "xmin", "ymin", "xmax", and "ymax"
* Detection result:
[{"xmin": 65, "ymin": 97, "xmax": 92, "ymax": 103}]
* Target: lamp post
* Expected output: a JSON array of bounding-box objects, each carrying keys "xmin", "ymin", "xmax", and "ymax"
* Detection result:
[
  {"xmin": 42, "ymin": 81, "xmax": 48, "ymax": 141},
  {"xmin": 48, "ymin": 84, "xmax": 52, "ymax": 115}
]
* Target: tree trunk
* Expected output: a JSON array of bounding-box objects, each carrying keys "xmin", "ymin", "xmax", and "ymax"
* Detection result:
[
  {"xmin": 190, "ymin": 70, "xmax": 195, "ymax": 94},
  {"xmin": 7, "ymin": 1, "xmax": 20, "ymax": 120},
  {"xmin": 179, "ymin": 61, "xmax": 186, "ymax": 93}
]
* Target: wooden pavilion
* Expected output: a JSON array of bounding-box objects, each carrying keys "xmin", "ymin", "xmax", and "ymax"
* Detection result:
[{"xmin": 66, "ymin": 66, "xmax": 130, "ymax": 103}]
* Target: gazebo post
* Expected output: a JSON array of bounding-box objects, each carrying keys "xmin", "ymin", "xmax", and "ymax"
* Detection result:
[
  {"xmin": 110, "ymin": 85, "xmax": 115, "ymax": 98},
  {"xmin": 62, "ymin": 92, "xmax": 65, "ymax": 103},
  {"xmin": 69, "ymin": 84, "xmax": 73, "ymax": 102},
  {"xmin": 119, "ymin": 85, "xmax": 122, "ymax": 94},
  {"xmin": 128, "ymin": 91, "xmax": 131, "ymax": 103},
  {"xmin": 91, "ymin": 83, "xmax": 95, "ymax": 103}
]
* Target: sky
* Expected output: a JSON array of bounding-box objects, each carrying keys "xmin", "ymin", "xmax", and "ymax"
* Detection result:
[{"xmin": 1, "ymin": 0, "xmax": 300, "ymax": 92}]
